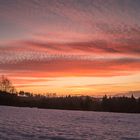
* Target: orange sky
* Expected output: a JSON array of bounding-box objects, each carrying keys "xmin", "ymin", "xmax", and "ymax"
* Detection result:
[{"xmin": 0, "ymin": 0, "xmax": 140, "ymax": 96}]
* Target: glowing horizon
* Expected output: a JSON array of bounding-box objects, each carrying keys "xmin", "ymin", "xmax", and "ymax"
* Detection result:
[{"xmin": 0, "ymin": 0, "xmax": 140, "ymax": 96}]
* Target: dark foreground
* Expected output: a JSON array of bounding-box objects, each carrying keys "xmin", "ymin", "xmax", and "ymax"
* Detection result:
[
  {"xmin": 0, "ymin": 91, "xmax": 140, "ymax": 113},
  {"xmin": 0, "ymin": 106, "xmax": 140, "ymax": 140}
]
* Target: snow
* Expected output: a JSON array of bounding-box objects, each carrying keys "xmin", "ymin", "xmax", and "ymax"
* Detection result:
[{"xmin": 0, "ymin": 106, "xmax": 140, "ymax": 140}]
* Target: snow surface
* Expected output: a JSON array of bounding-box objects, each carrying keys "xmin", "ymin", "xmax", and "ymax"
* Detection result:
[{"xmin": 0, "ymin": 106, "xmax": 140, "ymax": 140}]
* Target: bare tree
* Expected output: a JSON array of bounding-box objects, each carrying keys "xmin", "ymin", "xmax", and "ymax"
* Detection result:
[{"xmin": 0, "ymin": 75, "xmax": 16, "ymax": 93}]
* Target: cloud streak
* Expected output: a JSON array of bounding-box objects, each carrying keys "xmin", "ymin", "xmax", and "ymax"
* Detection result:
[{"xmin": 0, "ymin": 55, "xmax": 140, "ymax": 77}]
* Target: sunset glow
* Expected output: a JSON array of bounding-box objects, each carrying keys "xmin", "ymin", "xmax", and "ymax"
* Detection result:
[{"xmin": 0, "ymin": 0, "xmax": 140, "ymax": 96}]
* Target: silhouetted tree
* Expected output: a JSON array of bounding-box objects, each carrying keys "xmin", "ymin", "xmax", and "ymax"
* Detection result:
[
  {"xmin": 0, "ymin": 75, "xmax": 16, "ymax": 93},
  {"xmin": 102, "ymin": 95, "xmax": 108, "ymax": 111}
]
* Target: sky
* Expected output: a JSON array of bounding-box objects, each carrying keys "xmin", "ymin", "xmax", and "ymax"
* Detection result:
[{"xmin": 0, "ymin": 0, "xmax": 140, "ymax": 96}]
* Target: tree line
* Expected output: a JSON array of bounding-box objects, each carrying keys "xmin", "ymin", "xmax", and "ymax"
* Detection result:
[{"xmin": 0, "ymin": 76, "xmax": 140, "ymax": 113}]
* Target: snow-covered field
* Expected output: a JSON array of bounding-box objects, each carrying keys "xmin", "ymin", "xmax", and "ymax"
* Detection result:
[{"xmin": 0, "ymin": 106, "xmax": 140, "ymax": 140}]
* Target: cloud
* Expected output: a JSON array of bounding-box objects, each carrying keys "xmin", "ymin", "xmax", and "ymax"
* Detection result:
[
  {"xmin": 0, "ymin": 38, "xmax": 140, "ymax": 78},
  {"xmin": 0, "ymin": 2, "xmax": 140, "ymax": 72},
  {"xmin": 1, "ymin": 37, "xmax": 140, "ymax": 57},
  {"xmin": 0, "ymin": 55, "xmax": 140, "ymax": 78}
]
